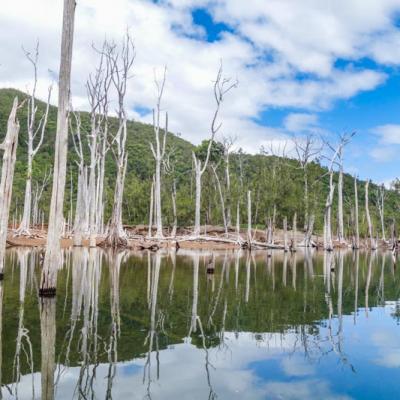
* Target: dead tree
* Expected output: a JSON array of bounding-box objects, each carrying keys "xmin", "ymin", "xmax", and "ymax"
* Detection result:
[
  {"xmin": 0, "ymin": 98, "xmax": 20, "ymax": 277},
  {"xmin": 87, "ymin": 46, "xmax": 111, "ymax": 247},
  {"xmin": 353, "ymin": 176, "xmax": 360, "ymax": 249},
  {"xmin": 376, "ymin": 184, "xmax": 386, "ymax": 242},
  {"xmin": 324, "ymin": 133, "xmax": 354, "ymax": 245},
  {"xmin": 40, "ymin": 0, "xmax": 76, "ymax": 295},
  {"xmin": 164, "ymin": 150, "xmax": 178, "ymax": 237},
  {"xmin": 365, "ymin": 180, "xmax": 377, "ymax": 250},
  {"xmin": 222, "ymin": 136, "xmax": 236, "ymax": 228},
  {"xmin": 148, "ymin": 177, "xmax": 155, "ymax": 238},
  {"xmin": 211, "ymin": 163, "xmax": 228, "ymax": 233},
  {"xmin": 17, "ymin": 44, "xmax": 52, "ymax": 236},
  {"xmin": 322, "ymin": 133, "xmax": 354, "ymax": 250},
  {"xmin": 104, "ymin": 33, "xmax": 135, "ymax": 247},
  {"xmin": 32, "ymin": 170, "xmax": 51, "ymax": 228},
  {"xmin": 150, "ymin": 67, "xmax": 168, "ymax": 239},
  {"xmin": 247, "ymin": 190, "xmax": 252, "ymax": 247},
  {"xmin": 293, "ymin": 134, "xmax": 321, "ymax": 244},
  {"xmin": 71, "ymin": 112, "xmax": 89, "ymax": 246},
  {"xmin": 192, "ymin": 64, "xmax": 237, "ymax": 236}
]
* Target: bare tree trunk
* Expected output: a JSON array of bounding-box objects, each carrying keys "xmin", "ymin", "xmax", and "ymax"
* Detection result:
[
  {"xmin": 150, "ymin": 68, "xmax": 168, "ymax": 239},
  {"xmin": 283, "ymin": 217, "xmax": 289, "ymax": 252},
  {"xmin": 171, "ymin": 180, "xmax": 177, "ymax": 238},
  {"xmin": 212, "ymin": 165, "xmax": 227, "ymax": 234},
  {"xmin": 247, "ymin": 190, "xmax": 252, "ymax": 247},
  {"xmin": 40, "ymin": 0, "xmax": 76, "ymax": 294},
  {"xmin": 365, "ymin": 180, "xmax": 376, "ymax": 250},
  {"xmin": 148, "ymin": 177, "xmax": 154, "ymax": 238},
  {"xmin": 193, "ymin": 158, "xmax": 202, "ymax": 236},
  {"xmin": 324, "ymin": 178, "xmax": 335, "ymax": 251},
  {"xmin": 225, "ymin": 151, "xmax": 231, "ymax": 227},
  {"xmin": 192, "ymin": 65, "xmax": 237, "ymax": 236},
  {"xmin": 377, "ymin": 184, "xmax": 386, "ymax": 241},
  {"xmin": 0, "ymin": 98, "xmax": 20, "ymax": 276},
  {"xmin": 291, "ymin": 213, "xmax": 297, "ymax": 252},
  {"xmin": 236, "ymin": 201, "xmax": 240, "ymax": 240},
  {"xmin": 104, "ymin": 34, "xmax": 135, "ymax": 248},
  {"xmin": 303, "ymin": 214, "xmax": 314, "ymax": 247},
  {"xmin": 337, "ymin": 163, "xmax": 345, "ymax": 243},
  {"xmin": 18, "ymin": 57, "xmax": 52, "ymax": 236},
  {"xmin": 354, "ymin": 176, "xmax": 360, "ymax": 249}
]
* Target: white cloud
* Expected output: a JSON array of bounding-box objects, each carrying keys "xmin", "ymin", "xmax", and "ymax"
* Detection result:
[
  {"xmin": 0, "ymin": 0, "xmax": 397, "ymax": 153},
  {"xmin": 373, "ymin": 124, "xmax": 400, "ymax": 145},
  {"xmin": 370, "ymin": 124, "xmax": 400, "ymax": 162}
]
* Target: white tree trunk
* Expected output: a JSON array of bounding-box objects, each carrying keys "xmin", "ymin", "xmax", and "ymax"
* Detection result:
[
  {"xmin": 212, "ymin": 165, "xmax": 227, "ymax": 233},
  {"xmin": 304, "ymin": 214, "xmax": 315, "ymax": 247},
  {"xmin": 193, "ymin": 156, "xmax": 202, "ymax": 236},
  {"xmin": 283, "ymin": 217, "xmax": 288, "ymax": 252},
  {"xmin": 171, "ymin": 180, "xmax": 177, "ymax": 238},
  {"xmin": 148, "ymin": 177, "xmax": 154, "ymax": 238},
  {"xmin": 247, "ymin": 190, "xmax": 252, "ymax": 247},
  {"xmin": 236, "ymin": 201, "xmax": 240, "ymax": 240},
  {"xmin": 40, "ymin": 0, "xmax": 75, "ymax": 293},
  {"xmin": 324, "ymin": 179, "xmax": 335, "ymax": 251},
  {"xmin": 365, "ymin": 180, "xmax": 376, "ymax": 250},
  {"xmin": 225, "ymin": 152, "xmax": 231, "ymax": 227},
  {"xmin": 0, "ymin": 98, "xmax": 20, "ymax": 276},
  {"xmin": 337, "ymin": 165, "xmax": 345, "ymax": 243},
  {"xmin": 291, "ymin": 212, "xmax": 297, "ymax": 252},
  {"xmin": 354, "ymin": 176, "xmax": 360, "ymax": 249}
]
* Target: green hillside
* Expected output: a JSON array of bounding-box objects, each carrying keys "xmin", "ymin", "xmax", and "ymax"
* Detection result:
[{"xmin": 0, "ymin": 87, "xmax": 399, "ymax": 236}]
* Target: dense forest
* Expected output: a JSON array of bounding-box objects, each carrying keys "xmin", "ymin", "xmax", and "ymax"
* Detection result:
[{"xmin": 0, "ymin": 87, "xmax": 399, "ymax": 238}]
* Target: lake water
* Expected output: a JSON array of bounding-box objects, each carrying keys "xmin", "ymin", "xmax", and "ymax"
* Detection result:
[{"xmin": 1, "ymin": 248, "xmax": 399, "ymax": 399}]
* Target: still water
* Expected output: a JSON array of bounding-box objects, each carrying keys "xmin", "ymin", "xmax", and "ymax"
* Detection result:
[{"xmin": 1, "ymin": 248, "xmax": 399, "ymax": 399}]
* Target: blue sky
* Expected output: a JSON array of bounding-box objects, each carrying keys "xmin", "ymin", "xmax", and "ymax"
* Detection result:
[
  {"xmin": 190, "ymin": 6, "xmax": 400, "ymax": 185},
  {"xmin": 1, "ymin": 0, "xmax": 400, "ymax": 185}
]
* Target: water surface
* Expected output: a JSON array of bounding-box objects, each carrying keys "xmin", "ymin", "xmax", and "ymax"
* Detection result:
[{"xmin": 1, "ymin": 248, "xmax": 400, "ymax": 399}]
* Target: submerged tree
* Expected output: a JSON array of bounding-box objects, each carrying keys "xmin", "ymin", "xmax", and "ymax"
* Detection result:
[
  {"xmin": 150, "ymin": 67, "xmax": 168, "ymax": 239},
  {"xmin": 192, "ymin": 64, "xmax": 237, "ymax": 236},
  {"xmin": 0, "ymin": 98, "xmax": 20, "ymax": 277},
  {"xmin": 17, "ymin": 43, "xmax": 52, "ymax": 236},
  {"xmin": 104, "ymin": 33, "xmax": 135, "ymax": 247},
  {"xmin": 40, "ymin": 0, "xmax": 76, "ymax": 295}
]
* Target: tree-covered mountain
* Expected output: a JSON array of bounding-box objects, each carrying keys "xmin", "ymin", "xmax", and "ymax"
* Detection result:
[{"xmin": 0, "ymin": 87, "xmax": 399, "ymax": 236}]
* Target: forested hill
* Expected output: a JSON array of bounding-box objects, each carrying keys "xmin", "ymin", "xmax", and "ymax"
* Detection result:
[{"xmin": 0, "ymin": 87, "xmax": 399, "ymax": 236}]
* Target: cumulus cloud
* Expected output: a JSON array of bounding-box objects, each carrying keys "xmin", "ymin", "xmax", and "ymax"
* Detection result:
[
  {"xmin": 370, "ymin": 124, "xmax": 400, "ymax": 162},
  {"xmin": 0, "ymin": 0, "xmax": 397, "ymax": 153}
]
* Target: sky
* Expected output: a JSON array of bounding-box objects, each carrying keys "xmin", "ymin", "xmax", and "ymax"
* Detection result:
[{"xmin": 1, "ymin": 0, "xmax": 400, "ymax": 184}]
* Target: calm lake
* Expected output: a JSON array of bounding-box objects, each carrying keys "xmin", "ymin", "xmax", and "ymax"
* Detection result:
[{"xmin": 1, "ymin": 248, "xmax": 399, "ymax": 399}]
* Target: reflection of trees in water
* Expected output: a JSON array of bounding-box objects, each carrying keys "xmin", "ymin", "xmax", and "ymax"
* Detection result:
[
  {"xmin": 12, "ymin": 249, "xmax": 35, "ymax": 399},
  {"xmin": 3, "ymin": 248, "xmax": 400, "ymax": 397},
  {"xmin": 105, "ymin": 250, "xmax": 125, "ymax": 400},
  {"xmin": 40, "ymin": 297, "xmax": 56, "ymax": 400}
]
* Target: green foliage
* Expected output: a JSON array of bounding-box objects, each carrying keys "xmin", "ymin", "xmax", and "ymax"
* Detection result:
[{"xmin": 0, "ymin": 88, "xmax": 399, "ymax": 237}]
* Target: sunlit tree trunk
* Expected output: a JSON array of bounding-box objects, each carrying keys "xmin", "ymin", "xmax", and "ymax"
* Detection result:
[
  {"xmin": 353, "ymin": 176, "xmax": 360, "ymax": 249},
  {"xmin": 17, "ymin": 44, "xmax": 52, "ymax": 236},
  {"xmin": 365, "ymin": 180, "xmax": 376, "ymax": 250},
  {"xmin": 104, "ymin": 34, "xmax": 135, "ymax": 248},
  {"xmin": 150, "ymin": 67, "xmax": 168, "ymax": 239},
  {"xmin": 192, "ymin": 65, "xmax": 237, "ymax": 236},
  {"xmin": 0, "ymin": 98, "xmax": 20, "ymax": 276},
  {"xmin": 40, "ymin": 0, "xmax": 76, "ymax": 294}
]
